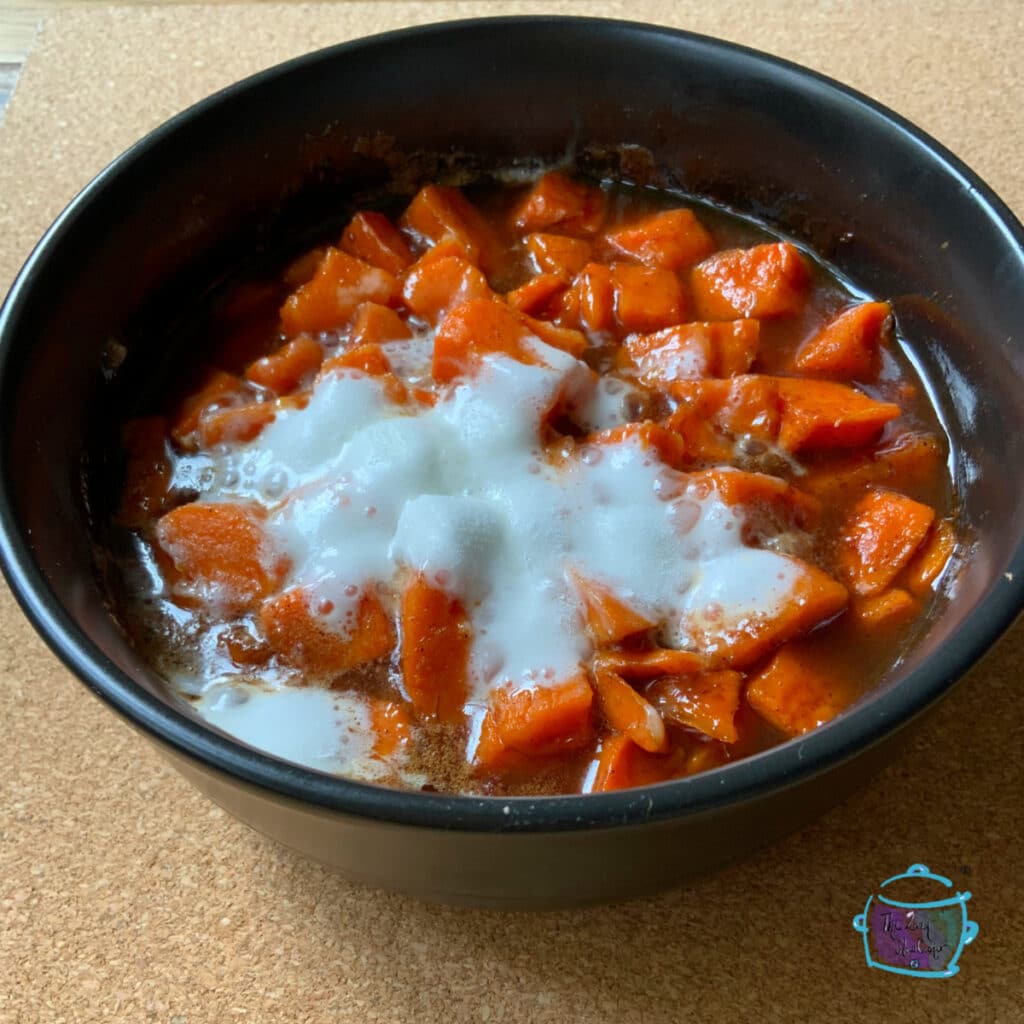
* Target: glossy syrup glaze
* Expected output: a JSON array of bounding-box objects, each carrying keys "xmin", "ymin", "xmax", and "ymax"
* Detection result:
[{"xmin": 109, "ymin": 173, "xmax": 957, "ymax": 796}]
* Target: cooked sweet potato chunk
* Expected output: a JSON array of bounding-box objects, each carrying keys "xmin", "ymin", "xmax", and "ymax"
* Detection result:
[
  {"xmin": 402, "ymin": 252, "xmax": 493, "ymax": 326},
  {"xmin": 280, "ymin": 248, "xmax": 400, "ymax": 336},
  {"xmin": 323, "ymin": 342, "xmax": 393, "ymax": 377},
  {"xmin": 902, "ymin": 520, "xmax": 956, "ymax": 595},
  {"xmin": 688, "ymin": 557, "xmax": 849, "ymax": 669},
  {"xmin": 800, "ymin": 432, "xmax": 944, "ymax": 504},
  {"xmin": 692, "ymin": 242, "xmax": 810, "ymax": 319},
  {"xmin": 573, "ymin": 262, "xmax": 615, "ymax": 333},
  {"xmin": 776, "ymin": 378, "xmax": 901, "ymax": 452},
  {"xmin": 605, "ymin": 208, "xmax": 715, "ymax": 271},
  {"xmin": 849, "ymin": 588, "xmax": 920, "ymax": 629},
  {"xmin": 838, "ymin": 489, "xmax": 935, "ymax": 596},
  {"xmin": 794, "ymin": 301, "xmax": 891, "ymax": 379},
  {"xmin": 157, "ymin": 502, "xmax": 286, "ymax": 611},
  {"xmin": 594, "ymin": 648, "xmax": 704, "ymax": 680},
  {"xmin": 646, "ymin": 671, "xmax": 744, "ymax": 743},
  {"xmin": 584, "ymin": 421, "xmax": 688, "ymax": 471},
  {"xmin": 245, "ymin": 335, "xmax": 323, "ymax": 394},
  {"xmin": 746, "ymin": 643, "xmax": 855, "ymax": 736},
  {"xmin": 340, "ymin": 211, "xmax": 414, "ymax": 276},
  {"xmin": 513, "ymin": 172, "xmax": 605, "ymax": 237},
  {"xmin": 348, "ymin": 302, "xmax": 413, "ymax": 348},
  {"xmin": 171, "ymin": 369, "xmax": 247, "ymax": 445},
  {"xmin": 505, "ymin": 273, "xmax": 567, "ymax": 317},
  {"xmin": 671, "ymin": 375, "xmax": 901, "ymax": 454},
  {"xmin": 400, "ymin": 184, "xmax": 499, "ymax": 271},
  {"xmin": 260, "ymin": 587, "xmax": 393, "ymax": 674},
  {"xmin": 526, "ymin": 232, "xmax": 593, "ymax": 279},
  {"xmin": 570, "ymin": 572, "xmax": 656, "ymax": 646},
  {"xmin": 688, "ymin": 468, "xmax": 822, "ymax": 529},
  {"xmin": 433, "ymin": 299, "xmax": 546, "ymax": 382},
  {"xmin": 474, "ymin": 674, "xmax": 594, "ymax": 771},
  {"xmin": 587, "ymin": 735, "xmax": 690, "ymax": 792},
  {"xmin": 400, "ymin": 574, "xmax": 471, "ymax": 723},
  {"xmin": 196, "ymin": 402, "xmax": 277, "ymax": 447},
  {"xmin": 612, "ymin": 264, "xmax": 686, "ymax": 334},
  {"xmin": 592, "ymin": 663, "xmax": 668, "ymax": 753}
]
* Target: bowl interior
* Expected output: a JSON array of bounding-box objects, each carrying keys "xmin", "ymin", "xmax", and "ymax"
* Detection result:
[{"xmin": 2, "ymin": 18, "xmax": 1023, "ymax": 827}]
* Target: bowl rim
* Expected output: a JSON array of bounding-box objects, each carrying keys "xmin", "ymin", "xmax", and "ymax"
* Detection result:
[{"xmin": 1, "ymin": 15, "xmax": 1023, "ymax": 832}]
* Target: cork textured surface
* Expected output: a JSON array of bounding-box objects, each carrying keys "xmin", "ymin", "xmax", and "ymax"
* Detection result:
[{"xmin": 0, "ymin": 3, "xmax": 1022, "ymax": 1021}]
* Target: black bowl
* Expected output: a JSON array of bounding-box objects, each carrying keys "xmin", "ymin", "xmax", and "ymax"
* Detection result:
[{"xmin": 1, "ymin": 17, "xmax": 1022, "ymax": 908}]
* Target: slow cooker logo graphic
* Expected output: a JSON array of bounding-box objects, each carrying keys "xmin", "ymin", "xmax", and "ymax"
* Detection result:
[{"xmin": 852, "ymin": 863, "xmax": 979, "ymax": 978}]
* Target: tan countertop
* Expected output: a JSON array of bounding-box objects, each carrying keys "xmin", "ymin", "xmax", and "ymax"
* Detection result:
[{"xmin": 1, "ymin": 4, "xmax": 1022, "ymax": 1021}]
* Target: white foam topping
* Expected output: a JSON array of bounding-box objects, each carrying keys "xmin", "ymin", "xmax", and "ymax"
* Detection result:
[
  {"xmin": 199, "ymin": 336, "xmax": 807, "ymax": 703},
  {"xmin": 195, "ymin": 684, "xmax": 384, "ymax": 777}
]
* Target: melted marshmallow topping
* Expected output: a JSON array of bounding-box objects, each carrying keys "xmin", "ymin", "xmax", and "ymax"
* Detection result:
[
  {"xmin": 196, "ymin": 684, "xmax": 378, "ymax": 774},
  {"xmin": 196, "ymin": 335, "xmax": 805, "ymax": 706}
]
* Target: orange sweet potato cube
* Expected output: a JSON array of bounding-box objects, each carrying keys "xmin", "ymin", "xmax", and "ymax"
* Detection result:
[
  {"xmin": 605, "ymin": 208, "xmax": 715, "ymax": 271},
  {"xmin": 473, "ymin": 674, "xmax": 594, "ymax": 771},
  {"xmin": 432, "ymin": 299, "xmax": 539, "ymax": 382},
  {"xmin": 400, "ymin": 574, "xmax": 471, "ymax": 723},
  {"xmin": 585, "ymin": 420, "xmax": 688, "ymax": 470},
  {"xmin": 586, "ymin": 735, "xmax": 690, "ymax": 792},
  {"xmin": 746, "ymin": 643, "xmax": 855, "ymax": 737},
  {"xmin": 591, "ymin": 663, "xmax": 668, "ymax": 753},
  {"xmin": 793, "ymin": 301, "xmax": 891, "ymax": 379},
  {"xmin": 569, "ymin": 572, "xmax": 657, "ymax": 646},
  {"xmin": 688, "ymin": 556, "xmax": 848, "ymax": 670},
  {"xmin": 322, "ymin": 342, "xmax": 393, "ymax": 377},
  {"xmin": 245, "ymin": 335, "xmax": 323, "ymax": 394},
  {"xmin": 837, "ymin": 489, "xmax": 935, "ymax": 596},
  {"xmin": 776, "ymin": 378, "xmax": 901, "ymax": 452},
  {"xmin": 171, "ymin": 369, "xmax": 246, "ymax": 445},
  {"xmin": 901, "ymin": 520, "xmax": 956, "ymax": 596},
  {"xmin": 623, "ymin": 320, "xmax": 759, "ymax": 386},
  {"xmin": 612, "ymin": 264, "xmax": 686, "ymax": 334},
  {"xmin": 196, "ymin": 402, "xmax": 277, "ymax": 447},
  {"xmin": 156, "ymin": 502, "xmax": 287, "ymax": 612},
  {"xmin": 849, "ymin": 588, "xmax": 920, "ymax": 629},
  {"xmin": 525, "ymin": 232, "xmax": 593, "ymax": 279},
  {"xmin": 370, "ymin": 699, "xmax": 414, "ymax": 759},
  {"xmin": 340, "ymin": 210, "xmax": 414, "ymax": 276},
  {"xmin": 691, "ymin": 242, "xmax": 810, "ymax": 319},
  {"xmin": 401, "ymin": 252, "xmax": 493, "ymax": 326},
  {"xmin": 259, "ymin": 587, "xmax": 394, "ymax": 674},
  {"xmin": 348, "ymin": 302, "xmax": 413, "ymax": 347},
  {"xmin": 593, "ymin": 648, "xmax": 704, "ymax": 680},
  {"xmin": 505, "ymin": 273, "xmax": 567, "ymax": 317},
  {"xmin": 623, "ymin": 324, "xmax": 714, "ymax": 384},
  {"xmin": 688, "ymin": 468, "xmax": 822, "ymax": 529},
  {"xmin": 512, "ymin": 172, "xmax": 605, "ymax": 237},
  {"xmin": 400, "ymin": 184, "xmax": 499, "ymax": 271},
  {"xmin": 646, "ymin": 670, "xmax": 744, "ymax": 744},
  {"xmin": 668, "ymin": 376, "xmax": 784, "ymax": 448},
  {"xmin": 280, "ymin": 248, "xmax": 400, "ymax": 336},
  {"xmin": 573, "ymin": 262, "xmax": 616, "ymax": 333}
]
